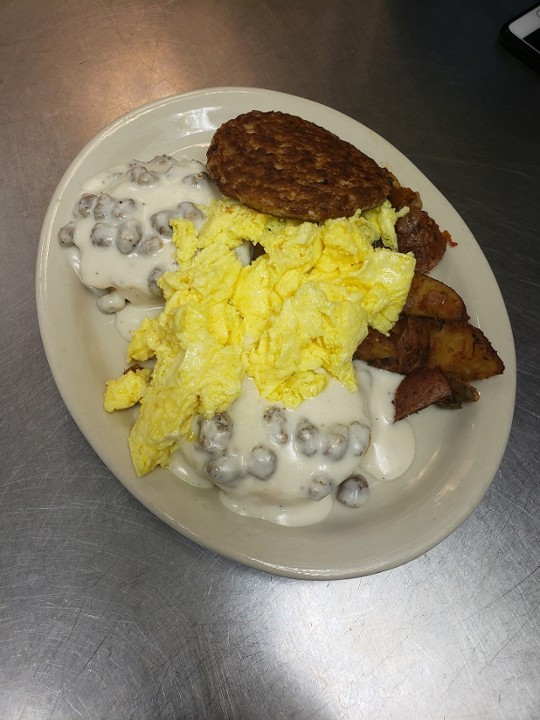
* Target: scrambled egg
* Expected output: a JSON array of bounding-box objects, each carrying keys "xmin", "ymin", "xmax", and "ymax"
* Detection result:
[
  {"xmin": 104, "ymin": 367, "xmax": 152, "ymax": 412},
  {"xmin": 104, "ymin": 199, "xmax": 415, "ymax": 476}
]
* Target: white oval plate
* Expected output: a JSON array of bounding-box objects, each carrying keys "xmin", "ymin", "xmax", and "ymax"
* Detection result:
[{"xmin": 36, "ymin": 88, "xmax": 516, "ymax": 579}]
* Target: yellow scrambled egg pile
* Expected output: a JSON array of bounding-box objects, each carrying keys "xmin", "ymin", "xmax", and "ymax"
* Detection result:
[{"xmin": 104, "ymin": 199, "xmax": 415, "ymax": 476}]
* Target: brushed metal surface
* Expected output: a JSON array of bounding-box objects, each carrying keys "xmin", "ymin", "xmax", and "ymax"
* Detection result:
[{"xmin": 1, "ymin": 1, "xmax": 539, "ymax": 718}]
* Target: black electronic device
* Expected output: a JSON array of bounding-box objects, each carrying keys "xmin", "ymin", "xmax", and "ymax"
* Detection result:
[{"xmin": 499, "ymin": 3, "xmax": 540, "ymax": 72}]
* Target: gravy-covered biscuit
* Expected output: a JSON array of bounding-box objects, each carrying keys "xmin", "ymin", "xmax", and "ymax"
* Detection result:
[{"xmin": 206, "ymin": 110, "xmax": 392, "ymax": 222}]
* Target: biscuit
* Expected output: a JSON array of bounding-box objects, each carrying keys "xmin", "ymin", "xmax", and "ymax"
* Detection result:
[{"xmin": 206, "ymin": 110, "xmax": 391, "ymax": 222}]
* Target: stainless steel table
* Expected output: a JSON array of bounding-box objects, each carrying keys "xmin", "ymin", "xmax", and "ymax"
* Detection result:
[{"xmin": 2, "ymin": 1, "xmax": 539, "ymax": 718}]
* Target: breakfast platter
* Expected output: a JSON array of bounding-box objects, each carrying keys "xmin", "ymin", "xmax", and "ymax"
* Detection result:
[{"xmin": 36, "ymin": 87, "xmax": 515, "ymax": 579}]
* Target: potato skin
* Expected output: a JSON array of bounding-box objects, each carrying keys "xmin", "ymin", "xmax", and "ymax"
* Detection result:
[
  {"xmin": 356, "ymin": 181, "xmax": 505, "ymax": 420},
  {"xmin": 395, "ymin": 209, "xmax": 448, "ymax": 274},
  {"xmin": 394, "ymin": 368, "xmax": 453, "ymax": 421},
  {"xmin": 388, "ymin": 179, "xmax": 451, "ymax": 274},
  {"xmin": 355, "ymin": 277, "xmax": 504, "ymax": 419},
  {"xmin": 354, "ymin": 316, "xmax": 433, "ymax": 375},
  {"xmin": 403, "ymin": 273, "xmax": 468, "ymax": 322}
]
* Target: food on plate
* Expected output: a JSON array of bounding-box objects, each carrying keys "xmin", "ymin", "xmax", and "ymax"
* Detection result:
[
  {"xmin": 206, "ymin": 110, "xmax": 392, "ymax": 222},
  {"xmin": 393, "ymin": 367, "xmax": 454, "ymax": 421},
  {"xmin": 170, "ymin": 374, "xmax": 388, "ymax": 526},
  {"xmin": 103, "ymin": 364, "xmax": 151, "ymax": 412},
  {"xmin": 356, "ymin": 316, "xmax": 433, "ymax": 375},
  {"xmin": 57, "ymin": 107, "xmax": 504, "ymax": 526},
  {"xmin": 57, "ymin": 155, "xmax": 220, "ymax": 311},
  {"xmin": 355, "ymin": 277, "xmax": 505, "ymax": 418},
  {"xmin": 101, "ymin": 185, "xmax": 417, "ymax": 524},
  {"xmin": 403, "ymin": 272, "xmax": 468, "ymax": 322},
  {"xmin": 427, "ymin": 321, "xmax": 505, "ymax": 381},
  {"xmin": 104, "ymin": 199, "xmax": 416, "ymax": 503},
  {"xmin": 395, "ymin": 206, "xmax": 449, "ymax": 274},
  {"xmin": 389, "ymin": 178, "xmax": 450, "ymax": 274}
]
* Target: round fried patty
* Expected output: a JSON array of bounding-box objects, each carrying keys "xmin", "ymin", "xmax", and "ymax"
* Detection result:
[{"xmin": 206, "ymin": 110, "xmax": 391, "ymax": 222}]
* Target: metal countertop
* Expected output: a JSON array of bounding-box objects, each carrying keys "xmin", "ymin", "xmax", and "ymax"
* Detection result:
[{"xmin": 1, "ymin": 1, "xmax": 539, "ymax": 718}]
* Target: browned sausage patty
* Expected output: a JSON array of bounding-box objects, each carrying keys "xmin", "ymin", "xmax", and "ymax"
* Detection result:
[{"xmin": 206, "ymin": 110, "xmax": 392, "ymax": 222}]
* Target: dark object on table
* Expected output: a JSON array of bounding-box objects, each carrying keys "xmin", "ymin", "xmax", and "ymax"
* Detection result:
[{"xmin": 499, "ymin": 3, "xmax": 540, "ymax": 73}]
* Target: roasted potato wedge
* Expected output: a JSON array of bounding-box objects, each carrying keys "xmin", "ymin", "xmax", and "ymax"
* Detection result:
[
  {"xmin": 354, "ymin": 327, "xmax": 398, "ymax": 366},
  {"xmin": 365, "ymin": 180, "xmax": 505, "ymax": 419},
  {"xmin": 404, "ymin": 273, "xmax": 468, "ymax": 322},
  {"xmin": 356, "ymin": 302, "xmax": 503, "ymax": 419},
  {"xmin": 356, "ymin": 184, "xmax": 504, "ymax": 419},
  {"xmin": 427, "ymin": 321, "xmax": 505, "ymax": 382},
  {"xmin": 395, "ymin": 208, "xmax": 449, "ymax": 274},
  {"xmin": 357, "ymin": 318, "xmax": 504, "ymax": 384},
  {"xmin": 393, "ymin": 368, "xmax": 484, "ymax": 420},
  {"xmin": 394, "ymin": 368, "xmax": 453, "ymax": 421},
  {"xmin": 355, "ymin": 316, "xmax": 434, "ymax": 374},
  {"xmin": 388, "ymin": 179, "xmax": 453, "ymax": 275}
]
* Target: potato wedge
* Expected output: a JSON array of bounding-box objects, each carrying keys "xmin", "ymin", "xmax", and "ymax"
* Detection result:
[
  {"xmin": 354, "ymin": 316, "xmax": 433, "ymax": 374},
  {"xmin": 357, "ymin": 319, "xmax": 504, "ymax": 381},
  {"xmin": 394, "ymin": 368, "xmax": 453, "ymax": 421},
  {"xmin": 427, "ymin": 321, "xmax": 505, "ymax": 382},
  {"xmin": 395, "ymin": 208, "xmax": 448, "ymax": 274},
  {"xmin": 354, "ymin": 327, "xmax": 398, "ymax": 366},
  {"xmin": 355, "ymin": 243, "xmax": 504, "ymax": 420},
  {"xmin": 404, "ymin": 273, "xmax": 468, "ymax": 322}
]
